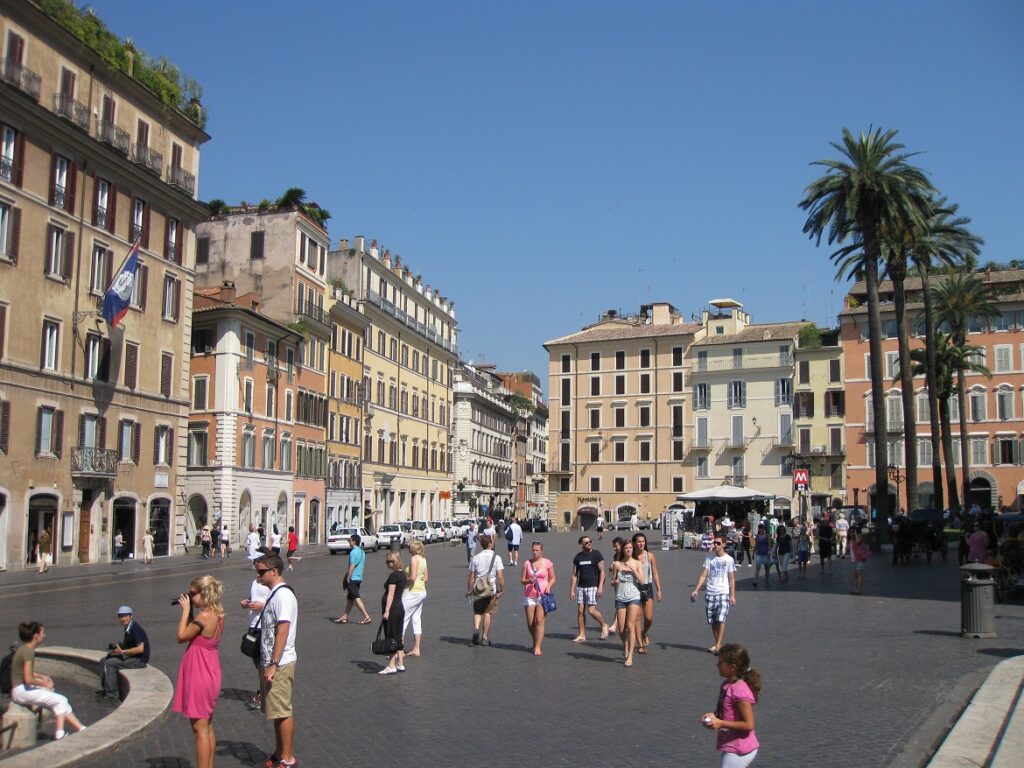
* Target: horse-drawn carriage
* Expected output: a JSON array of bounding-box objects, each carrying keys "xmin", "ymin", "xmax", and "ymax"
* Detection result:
[
  {"xmin": 892, "ymin": 509, "xmax": 947, "ymax": 564},
  {"xmin": 993, "ymin": 513, "xmax": 1024, "ymax": 603}
]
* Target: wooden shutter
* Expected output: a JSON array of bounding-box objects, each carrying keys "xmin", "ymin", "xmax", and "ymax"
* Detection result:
[
  {"xmin": 167, "ymin": 427, "xmax": 174, "ymax": 467},
  {"xmin": 48, "ymin": 153, "xmax": 58, "ymax": 205},
  {"xmin": 124, "ymin": 342, "xmax": 137, "ymax": 389},
  {"xmin": 62, "ymin": 231, "xmax": 74, "ymax": 282},
  {"xmin": 104, "ymin": 248, "xmax": 113, "ymax": 290},
  {"xmin": 92, "ymin": 175, "xmax": 100, "ymax": 226},
  {"xmin": 38, "ymin": 322, "xmax": 47, "ymax": 368},
  {"xmin": 0, "ymin": 400, "xmax": 10, "ymax": 454},
  {"xmin": 107, "ymin": 183, "xmax": 117, "ymax": 234},
  {"xmin": 175, "ymin": 225, "xmax": 182, "ymax": 264},
  {"xmin": 98, "ymin": 416, "xmax": 107, "ymax": 450},
  {"xmin": 299, "ymin": 233, "xmax": 306, "ymax": 263},
  {"xmin": 66, "ymin": 161, "xmax": 77, "ymax": 213},
  {"xmin": 141, "ymin": 204, "xmax": 150, "ymax": 248},
  {"xmin": 13, "ymin": 133, "xmax": 25, "ymax": 187},
  {"xmin": 35, "ymin": 407, "xmax": 43, "ymax": 455},
  {"xmin": 53, "ymin": 409, "xmax": 64, "ymax": 458},
  {"xmin": 164, "ymin": 218, "xmax": 171, "ymax": 260},
  {"xmin": 173, "ymin": 278, "xmax": 181, "ymax": 321},
  {"xmin": 117, "ymin": 419, "xmax": 126, "ymax": 458},
  {"xmin": 153, "ymin": 426, "xmax": 160, "ymax": 464},
  {"xmin": 132, "ymin": 422, "xmax": 140, "ymax": 464},
  {"xmin": 138, "ymin": 264, "xmax": 148, "ymax": 309},
  {"xmin": 161, "ymin": 353, "xmax": 172, "ymax": 396},
  {"xmin": 8, "ymin": 207, "xmax": 19, "ymax": 264},
  {"xmin": 0, "ymin": 304, "xmax": 5, "ymax": 359},
  {"xmin": 77, "ymin": 413, "xmax": 85, "ymax": 447}
]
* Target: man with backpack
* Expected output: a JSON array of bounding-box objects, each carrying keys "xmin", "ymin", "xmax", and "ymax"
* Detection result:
[{"xmin": 466, "ymin": 534, "xmax": 505, "ymax": 646}]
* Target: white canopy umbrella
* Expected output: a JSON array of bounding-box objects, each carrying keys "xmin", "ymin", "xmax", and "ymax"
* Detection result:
[{"xmin": 677, "ymin": 484, "xmax": 775, "ymax": 502}]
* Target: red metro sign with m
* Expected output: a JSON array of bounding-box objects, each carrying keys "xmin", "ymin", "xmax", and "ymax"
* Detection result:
[{"xmin": 793, "ymin": 468, "xmax": 810, "ymax": 490}]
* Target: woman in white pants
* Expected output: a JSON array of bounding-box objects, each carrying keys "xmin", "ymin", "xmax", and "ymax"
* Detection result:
[
  {"xmin": 10, "ymin": 622, "xmax": 86, "ymax": 739},
  {"xmin": 401, "ymin": 539, "xmax": 428, "ymax": 657}
]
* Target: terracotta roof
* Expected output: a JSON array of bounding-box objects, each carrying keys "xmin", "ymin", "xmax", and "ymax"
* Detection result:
[
  {"xmin": 839, "ymin": 291, "xmax": 1024, "ymax": 318},
  {"xmin": 544, "ymin": 320, "xmax": 702, "ymax": 347},
  {"xmin": 692, "ymin": 321, "xmax": 811, "ymax": 346},
  {"xmin": 848, "ymin": 268, "xmax": 1024, "ymax": 296}
]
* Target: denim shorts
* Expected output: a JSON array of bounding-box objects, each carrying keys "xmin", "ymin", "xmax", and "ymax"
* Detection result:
[{"xmin": 615, "ymin": 598, "xmax": 641, "ymax": 610}]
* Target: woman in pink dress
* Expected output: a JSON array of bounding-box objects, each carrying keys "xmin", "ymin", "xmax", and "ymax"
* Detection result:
[{"xmin": 172, "ymin": 574, "xmax": 225, "ymax": 768}]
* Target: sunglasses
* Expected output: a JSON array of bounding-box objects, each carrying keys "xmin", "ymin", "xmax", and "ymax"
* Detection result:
[{"xmin": 255, "ymin": 568, "xmax": 271, "ymax": 576}]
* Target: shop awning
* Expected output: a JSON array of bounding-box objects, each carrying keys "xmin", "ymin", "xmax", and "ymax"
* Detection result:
[{"xmin": 677, "ymin": 484, "xmax": 776, "ymax": 502}]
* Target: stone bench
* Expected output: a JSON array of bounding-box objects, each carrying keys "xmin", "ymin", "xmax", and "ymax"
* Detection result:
[{"xmin": 0, "ymin": 646, "xmax": 172, "ymax": 768}]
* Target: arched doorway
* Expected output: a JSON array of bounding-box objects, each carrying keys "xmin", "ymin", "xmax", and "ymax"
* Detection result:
[
  {"xmin": 968, "ymin": 476, "xmax": 994, "ymax": 511},
  {"xmin": 111, "ymin": 497, "xmax": 137, "ymax": 560},
  {"xmin": 187, "ymin": 496, "xmax": 207, "ymax": 547},
  {"xmin": 149, "ymin": 498, "xmax": 171, "ymax": 557},
  {"xmin": 27, "ymin": 493, "xmax": 58, "ymax": 566},
  {"xmin": 238, "ymin": 491, "xmax": 252, "ymax": 542},
  {"xmin": 577, "ymin": 505, "xmax": 598, "ymax": 530},
  {"xmin": 276, "ymin": 492, "xmax": 288, "ymax": 533}
]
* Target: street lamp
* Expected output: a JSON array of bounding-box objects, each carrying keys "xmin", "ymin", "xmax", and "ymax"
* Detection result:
[{"xmin": 887, "ymin": 464, "xmax": 904, "ymax": 514}]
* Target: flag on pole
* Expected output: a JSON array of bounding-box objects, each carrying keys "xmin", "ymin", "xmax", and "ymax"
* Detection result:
[{"xmin": 101, "ymin": 239, "xmax": 141, "ymax": 328}]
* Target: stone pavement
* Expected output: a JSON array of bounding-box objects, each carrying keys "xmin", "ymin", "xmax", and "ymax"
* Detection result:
[{"xmin": 1, "ymin": 534, "xmax": 1022, "ymax": 768}]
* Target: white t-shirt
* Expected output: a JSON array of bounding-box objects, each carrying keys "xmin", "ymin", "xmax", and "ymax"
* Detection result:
[
  {"xmin": 483, "ymin": 525, "xmax": 496, "ymax": 540},
  {"xmin": 509, "ymin": 522, "xmax": 523, "ymax": 546},
  {"xmin": 261, "ymin": 584, "xmax": 298, "ymax": 667},
  {"xmin": 248, "ymin": 578, "xmax": 272, "ymax": 628},
  {"xmin": 245, "ymin": 532, "xmax": 261, "ymax": 559},
  {"xmin": 469, "ymin": 549, "xmax": 504, "ymax": 590},
  {"xmin": 270, "ymin": 531, "xmax": 283, "ymax": 549},
  {"xmin": 703, "ymin": 554, "xmax": 736, "ymax": 596},
  {"xmin": 836, "ymin": 519, "xmax": 850, "ymax": 535}
]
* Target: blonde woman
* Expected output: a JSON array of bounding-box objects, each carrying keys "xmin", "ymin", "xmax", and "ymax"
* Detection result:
[
  {"xmin": 402, "ymin": 539, "xmax": 428, "ymax": 657},
  {"xmin": 379, "ymin": 552, "xmax": 408, "ymax": 674},
  {"xmin": 172, "ymin": 575, "xmax": 225, "ymax": 768}
]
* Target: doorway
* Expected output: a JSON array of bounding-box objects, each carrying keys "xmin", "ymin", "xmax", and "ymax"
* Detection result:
[
  {"xmin": 308, "ymin": 499, "xmax": 320, "ymax": 544},
  {"xmin": 577, "ymin": 506, "xmax": 598, "ymax": 530},
  {"xmin": 967, "ymin": 478, "xmax": 993, "ymax": 511},
  {"xmin": 187, "ymin": 495, "xmax": 207, "ymax": 546},
  {"xmin": 78, "ymin": 489, "xmax": 95, "ymax": 563},
  {"xmin": 27, "ymin": 494, "xmax": 58, "ymax": 566},
  {"xmin": 111, "ymin": 497, "xmax": 136, "ymax": 560},
  {"xmin": 149, "ymin": 498, "xmax": 170, "ymax": 556}
]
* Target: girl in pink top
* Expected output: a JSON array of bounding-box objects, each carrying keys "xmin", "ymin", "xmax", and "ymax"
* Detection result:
[
  {"xmin": 701, "ymin": 643, "xmax": 760, "ymax": 767},
  {"xmin": 521, "ymin": 541, "xmax": 557, "ymax": 656},
  {"xmin": 967, "ymin": 524, "xmax": 990, "ymax": 563}
]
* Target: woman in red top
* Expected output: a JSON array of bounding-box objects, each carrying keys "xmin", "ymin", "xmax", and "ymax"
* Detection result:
[{"xmin": 286, "ymin": 525, "xmax": 301, "ymax": 570}]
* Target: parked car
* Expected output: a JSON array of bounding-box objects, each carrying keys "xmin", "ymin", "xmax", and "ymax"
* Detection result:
[
  {"xmin": 377, "ymin": 523, "xmax": 410, "ymax": 548},
  {"xmin": 441, "ymin": 520, "xmax": 456, "ymax": 540},
  {"xmin": 326, "ymin": 525, "xmax": 379, "ymax": 554},
  {"xmin": 522, "ymin": 518, "xmax": 550, "ymax": 533},
  {"xmin": 429, "ymin": 520, "xmax": 448, "ymax": 541},
  {"xmin": 410, "ymin": 520, "xmax": 433, "ymax": 543}
]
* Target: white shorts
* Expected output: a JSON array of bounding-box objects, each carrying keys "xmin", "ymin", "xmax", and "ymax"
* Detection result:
[
  {"xmin": 523, "ymin": 597, "xmax": 542, "ymax": 607},
  {"xmin": 12, "ymin": 684, "xmax": 74, "ymax": 715}
]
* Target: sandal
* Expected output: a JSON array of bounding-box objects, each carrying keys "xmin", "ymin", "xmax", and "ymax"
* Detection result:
[
  {"xmin": 333, "ymin": 617, "xmax": 348, "ymax": 624},
  {"xmin": 358, "ymin": 617, "xmax": 373, "ymax": 625}
]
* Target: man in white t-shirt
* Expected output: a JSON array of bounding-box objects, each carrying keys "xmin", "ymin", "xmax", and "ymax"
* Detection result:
[
  {"xmin": 240, "ymin": 556, "xmax": 272, "ymax": 709},
  {"xmin": 466, "ymin": 534, "xmax": 505, "ymax": 646},
  {"xmin": 507, "ymin": 519, "xmax": 524, "ymax": 566},
  {"xmin": 836, "ymin": 514, "xmax": 850, "ymax": 558},
  {"xmin": 257, "ymin": 553, "xmax": 298, "ymax": 767},
  {"xmin": 689, "ymin": 535, "xmax": 737, "ymax": 654}
]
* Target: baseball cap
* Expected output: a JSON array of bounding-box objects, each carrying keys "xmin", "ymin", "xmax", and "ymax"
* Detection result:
[{"xmin": 117, "ymin": 605, "xmax": 133, "ymax": 615}]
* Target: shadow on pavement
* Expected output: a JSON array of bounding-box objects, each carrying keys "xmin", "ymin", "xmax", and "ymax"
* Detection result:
[{"xmin": 976, "ymin": 647, "xmax": 1024, "ymax": 658}]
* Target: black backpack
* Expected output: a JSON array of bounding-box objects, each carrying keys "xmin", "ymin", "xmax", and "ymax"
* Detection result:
[{"xmin": 0, "ymin": 649, "xmax": 14, "ymax": 695}]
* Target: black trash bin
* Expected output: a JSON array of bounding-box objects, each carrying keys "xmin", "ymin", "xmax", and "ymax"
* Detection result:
[{"xmin": 960, "ymin": 563, "xmax": 996, "ymax": 638}]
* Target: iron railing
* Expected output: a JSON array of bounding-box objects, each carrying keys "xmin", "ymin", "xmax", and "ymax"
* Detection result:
[
  {"xmin": 1, "ymin": 58, "xmax": 41, "ymax": 99},
  {"xmin": 132, "ymin": 143, "xmax": 163, "ymax": 175},
  {"xmin": 53, "ymin": 93, "xmax": 90, "ymax": 131},
  {"xmin": 168, "ymin": 165, "xmax": 196, "ymax": 196},
  {"xmin": 70, "ymin": 447, "xmax": 119, "ymax": 477},
  {"xmin": 695, "ymin": 352, "xmax": 794, "ymax": 372},
  {"xmin": 98, "ymin": 121, "xmax": 130, "ymax": 155}
]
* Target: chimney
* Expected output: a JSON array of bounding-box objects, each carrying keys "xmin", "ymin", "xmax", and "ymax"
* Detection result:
[
  {"xmin": 338, "ymin": 238, "xmax": 349, "ymax": 251},
  {"xmin": 354, "ymin": 235, "xmax": 365, "ymax": 252},
  {"xmin": 220, "ymin": 280, "xmax": 236, "ymax": 303}
]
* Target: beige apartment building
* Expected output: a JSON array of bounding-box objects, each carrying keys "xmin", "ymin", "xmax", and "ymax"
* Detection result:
[
  {"xmin": 194, "ymin": 207, "xmax": 331, "ymax": 542},
  {"xmin": 544, "ymin": 303, "xmax": 701, "ymax": 530},
  {"xmin": 687, "ymin": 299, "xmax": 809, "ymax": 519},
  {"xmin": 0, "ymin": 3, "xmax": 208, "ymax": 569},
  {"xmin": 329, "ymin": 237, "xmax": 457, "ymax": 528},
  {"xmin": 792, "ymin": 330, "xmax": 846, "ymax": 518},
  {"xmin": 326, "ymin": 291, "xmax": 369, "ymax": 530}
]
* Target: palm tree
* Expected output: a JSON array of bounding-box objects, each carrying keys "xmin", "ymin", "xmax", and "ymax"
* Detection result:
[
  {"xmin": 910, "ymin": 332, "xmax": 991, "ymax": 511},
  {"xmin": 906, "ymin": 200, "xmax": 983, "ymax": 512},
  {"xmin": 932, "ymin": 273, "xmax": 999, "ymax": 509},
  {"xmin": 800, "ymin": 127, "xmax": 933, "ymax": 523}
]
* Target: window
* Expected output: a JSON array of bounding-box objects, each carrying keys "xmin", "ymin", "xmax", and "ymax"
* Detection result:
[
  {"xmin": 639, "ymin": 373, "xmax": 650, "ymax": 394},
  {"xmin": 83, "ymin": 333, "xmax": 109, "ymax": 381},
  {"xmin": 162, "ymin": 275, "xmax": 180, "ymax": 321},
  {"xmin": 798, "ymin": 360, "xmax": 810, "ymax": 384},
  {"xmin": 885, "ymin": 351, "xmax": 899, "ymax": 380},
  {"xmin": 590, "ymin": 408, "xmax": 600, "ymax": 429},
  {"xmin": 918, "ymin": 438, "xmax": 933, "ymax": 467},
  {"xmin": 640, "ymin": 349, "xmax": 650, "ymax": 368},
  {"xmin": 795, "ymin": 391, "xmax": 814, "ymax": 419},
  {"xmin": 733, "ymin": 348, "xmax": 743, "ymax": 370},
  {"xmin": 727, "ymin": 380, "xmax": 746, "ymax": 409},
  {"xmin": 615, "ymin": 375, "xmax": 625, "ymax": 395},
  {"xmin": 969, "ymin": 390, "xmax": 987, "ymax": 422},
  {"xmin": 829, "ymin": 425, "xmax": 843, "ymax": 454},
  {"xmin": 780, "ymin": 455, "xmax": 794, "ymax": 477},
  {"xmin": 694, "ymin": 382, "xmax": 710, "ymax": 410},
  {"xmin": 0, "ymin": 201, "xmax": 20, "ymax": 263},
  {"xmin": 615, "ymin": 351, "xmax": 625, "ymax": 370},
  {"xmin": 250, "ymin": 230, "xmax": 264, "ymax": 260},
  {"xmin": 672, "ymin": 476, "xmax": 684, "ymax": 493},
  {"xmin": 639, "ymin": 441, "xmax": 651, "ymax": 462},
  {"xmin": 590, "ymin": 442, "xmax": 599, "ymax": 462},
  {"xmin": 995, "ymin": 345, "xmax": 1012, "ymax": 374},
  {"xmin": 731, "ymin": 455, "xmax": 744, "ymax": 480},
  {"xmin": 995, "ymin": 437, "xmax": 1018, "ymax": 465},
  {"xmin": 124, "ymin": 342, "xmax": 138, "ymax": 388},
  {"xmin": 160, "ymin": 352, "xmax": 173, "ymax": 397},
  {"xmin": 779, "ymin": 413, "xmax": 793, "ymax": 444},
  {"xmin": 561, "ymin": 354, "xmax": 570, "ymax": 373},
  {"xmin": 948, "ymin": 394, "xmax": 960, "ymax": 422},
  {"xmin": 50, "ymin": 154, "xmax": 76, "ymax": 212},
  {"xmin": 590, "ymin": 376, "xmax": 600, "ymax": 396},
  {"xmin": 614, "ymin": 441, "xmax": 625, "ymax": 462},
  {"xmin": 996, "ymin": 388, "xmax": 1013, "ymax": 421},
  {"xmin": 1, "ymin": 123, "xmax": 24, "ymax": 186},
  {"xmin": 673, "ymin": 440, "xmax": 684, "ymax": 460},
  {"xmin": 591, "ymin": 351, "xmax": 601, "ymax": 371},
  {"xmin": 672, "ymin": 371, "xmax": 683, "ymax": 392},
  {"xmin": 916, "ymin": 394, "xmax": 929, "ymax": 424},
  {"xmin": 590, "ymin": 477, "xmax": 601, "ymax": 492},
  {"xmin": 970, "ymin": 437, "xmax": 988, "ymax": 466},
  {"xmin": 829, "ymin": 358, "xmax": 841, "ymax": 383},
  {"xmin": 89, "ymin": 244, "xmax": 111, "ymax": 294},
  {"xmin": 696, "ymin": 456, "xmax": 709, "ymax": 478},
  {"xmin": 130, "ymin": 262, "xmax": 148, "ymax": 309},
  {"xmin": 46, "ymin": 224, "xmax": 73, "ymax": 281},
  {"xmin": 41, "ymin": 320, "xmax": 59, "ymax": 371},
  {"xmin": 695, "ymin": 416, "xmax": 709, "ymax": 448},
  {"xmin": 639, "ymin": 405, "xmax": 651, "ymax": 427},
  {"xmin": 798, "ymin": 426, "xmax": 811, "ymax": 454},
  {"xmin": 154, "ymin": 424, "xmax": 172, "ymax": 466},
  {"xmin": 697, "ymin": 350, "xmax": 708, "ymax": 371},
  {"xmin": 775, "ymin": 378, "xmax": 792, "ymax": 406},
  {"xmin": 614, "ymin": 407, "xmax": 625, "ymax": 428},
  {"xmin": 163, "ymin": 217, "xmax": 181, "ymax": 263},
  {"xmin": 639, "ymin": 477, "xmax": 651, "ymax": 492},
  {"xmin": 191, "ymin": 376, "xmax": 208, "ymax": 410},
  {"xmin": 188, "ymin": 428, "xmax": 208, "ymax": 466},
  {"xmin": 561, "ymin": 378, "xmax": 570, "ymax": 404},
  {"xmin": 673, "ymin": 346, "xmax": 683, "ymax": 366},
  {"xmin": 118, "ymin": 420, "xmax": 138, "ymax": 463},
  {"xmin": 130, "ymin": 197, "xmax": 148, "ymax": 247},
  {"xmin": 35, "ymin": 406, "xmax": 63, "ymax": 457},
  {"xmin": 731, "ymin": 415, "xmax": 744, "ymax": 447},
  {"xmin": 281, "ymin": 435, "xmax": 292, "ymax": 472},
  {"xmin": 266, "ymin": 385, "xmax": 276, "ymax": 418},
  {"xmin": 196, "ymin": 236, "xmax": 209, "ymax": 265},
  {"xmin": 93, "ymin": 177, "xmax": 116, "ymax": 233},
  {"xmin": 614, "ymin": 477, "xmax": 625, "ymax": 492},
  {"xmin": 241, "ymin": 428, "xmax": 256, "ymax": 468},
  {"xmin": 262, "ymin": 431, "xmax": 275, "ymax": 469}
]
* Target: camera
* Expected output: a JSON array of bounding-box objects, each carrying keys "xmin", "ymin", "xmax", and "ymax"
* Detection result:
[
  {"xmin": 107, "ymin": 642, "xmax": 118, "ymax": 651},
  {"xmin": 170, "ymin": 593, "xmax": 187, "ymax": 606}
]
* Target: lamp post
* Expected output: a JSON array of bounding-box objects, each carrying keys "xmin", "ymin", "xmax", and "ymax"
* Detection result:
[{"xmin": 887, "ymin": 464, "xmax": 904, "ymax": 515}]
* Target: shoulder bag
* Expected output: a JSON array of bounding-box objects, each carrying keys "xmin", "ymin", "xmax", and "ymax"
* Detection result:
[
  {"xmin": 241, "ymin": 584, "xmax": 295, "ymax": 660},
  {"xmin": 370, "ymin": 622, "xmax": 400, "ymax": 656},
  {"xmin": 529, "ymin": 559, "xmax": 557, "ymax": 614}
]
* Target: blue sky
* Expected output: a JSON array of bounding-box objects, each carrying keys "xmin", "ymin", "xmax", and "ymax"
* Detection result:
[{"xmin": 88, "ymin": 0, "xmax": 1024, "ymax": 390}]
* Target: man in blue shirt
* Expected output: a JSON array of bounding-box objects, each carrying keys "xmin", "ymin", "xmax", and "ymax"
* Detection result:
[
  {"xmin": 334, "ymin": 534, "xmax": 372, "ymax": 624},
  {"xmin": 99, "ymin": 605, "xmax": 149, "ymax": 698}
]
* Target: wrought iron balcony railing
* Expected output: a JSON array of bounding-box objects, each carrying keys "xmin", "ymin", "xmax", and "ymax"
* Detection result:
[
  {"xmin": 53, "ymin": 93, "xmax": 90, "ymax": 131},
  {"xmin": 71, "ymin": 447, "xmax": 119, "ymax": 477},
  {"xmin": 168, "ymin": 165, "xmax": 196, "ymax": 196},
  {"xmin": 98, "ymin": 121, "xmax": 130, "ymax": 155},
  {"xmin": 132, "ymin": 143, "xmax": 163, "ymax": 175},
  {"xmin": 1, "ymin": 58, "xmax": 41, "ymax": 100}
]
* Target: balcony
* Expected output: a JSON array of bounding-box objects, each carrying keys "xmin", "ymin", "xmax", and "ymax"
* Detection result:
[
  {"xmin": 168, "ymin": 164, "xmax": 196, "ymax": 196},
  {"xmin": 726, "ymin": 436, "xmax": 749, "ymax": 449},
  {"xmin": 295, "ymin": 300, "xmax": 333, "ymax": 339},
  {"xmin": 794, "ymin": 444, "xmax": 846, "ymax": 458},
  {"xmin": 868, "ymin": 420, "xmax": 904, "ymax": 434},
  {"xmin": 694, "ymin": 352, "xmax": 794, "ymax": 373},
  {"xmin": 726, "ymin": 474, "xmax": 747, "ymax": 487},
  {"xmin": 772, "ymin": 433, "xmax": 794, "ymax": 448},
  {"xmin": 71, "ymin": 447, "xmax": 119, "ymax": 478},
  {"xmin": 98, "ymin": 121, "xmax": 130, "ymax": 155},
  {"xmin": 53, "ymin": 93, "xmax": 90, "ymax": 131},
  {"xmin": 687, "ymin": 436, "xmax": 712, "ymax": 452},
  {"xmin": 1, "ymin": 58, "xmax": 41, "ymax": 100},
  {"xmin": 366, "ymin": 289, "xmax": 459, "ymax": 355},
  {"xmin": 132, "ymin": 143, "xmax": 163, "ymax": 175}
]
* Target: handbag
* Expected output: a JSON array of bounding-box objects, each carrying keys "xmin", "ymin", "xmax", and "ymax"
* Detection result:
[
  {"xmin": 528, "ymin": 560, "xmax": 557, "ymax": 614},
  {"xmin": 370, "ymin": 622, "xmax": 399, "ymax": 656},
  {"xmin": 471, "ymin": 551, "xmax": 497, "ymax": 598},
  {"xmin": 241, "ymin": 584, "xmax": 295, "ymax": 661}
]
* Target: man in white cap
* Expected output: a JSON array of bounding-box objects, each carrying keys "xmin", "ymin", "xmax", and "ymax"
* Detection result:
[{"xmin": 98, "ymin": 605, "xmax": 149, "ymax": 698}]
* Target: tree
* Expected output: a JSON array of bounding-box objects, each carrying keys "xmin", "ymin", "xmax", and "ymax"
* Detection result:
[
  {"xmin": 931, "ymin": 273, "xmax": 999, "ymax": 509},
  {"xmin": 800, "ymin": 127, "xmax": 933, "ymax": 523},
  {"xmin": 906, "ymin": 200, "xmax": 983, "ymax": 511}
]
